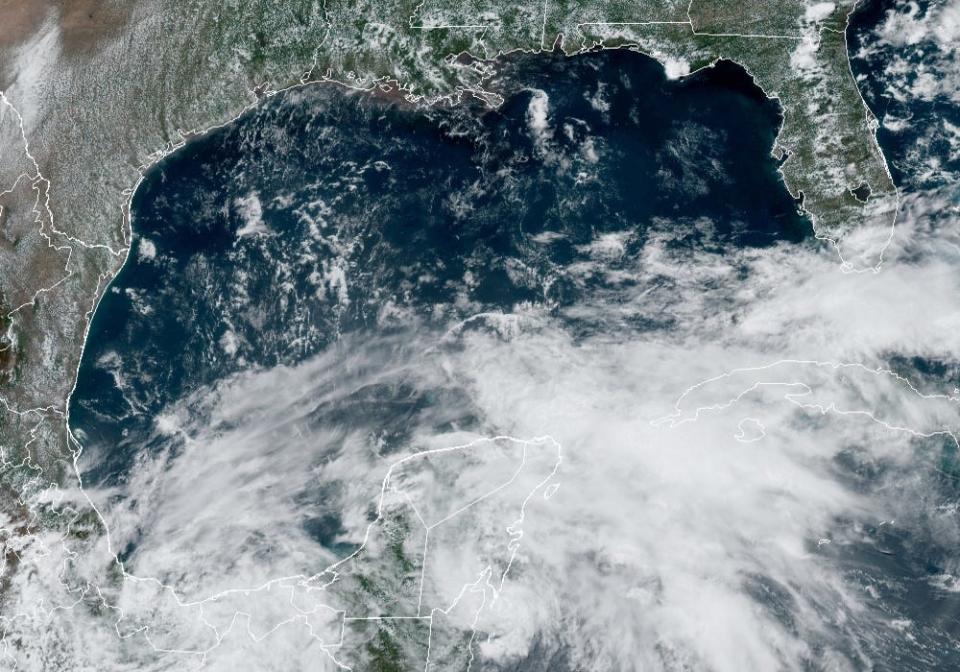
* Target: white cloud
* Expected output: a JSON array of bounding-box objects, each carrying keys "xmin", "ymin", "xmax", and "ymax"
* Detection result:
[
  {"xmin": 869, "ymin": 0, "xmax": 960, "ymax": 104},
  {"xmin": 945, "ymin": 119, "xmax": 960, "ymax": 161},
  {"xmin": 219, "ymin": 329, "xmax": 239, "ymax": 356},
  {"xmin": 138, "ymin": 238, "xmax": 157, "ymax": 261},
  {"xmin": 804, "ymin": 2, "xmax": 836, "ymax": 23},
  {"xmin": 790, "ymin": 34, "xmax": 820, "ymax": 72},
  {"xmin": 663, "ymin": 56, "xmax": 690, "ymax": 80},
  {"xmin": 526, "ymin": 89, "xmax": 551, "ymax": 150},
  {"xmin": 932, "ymin": 0, "xmax": 960, "ymax": 43},
  {"xmin": 234, "ymin": 192, "xmax": 269, "ymax": 238}
]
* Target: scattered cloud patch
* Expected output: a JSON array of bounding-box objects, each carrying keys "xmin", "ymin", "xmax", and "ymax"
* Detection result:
[
  {"xmin": 526, "ymin": 89, "xmax": 552, "ymax": 150},
  {"xmin": 804, "ymin": 2, "xmax": 836, "ymax": 23},
  {"xmin": 235, "ymin": 191, "xmax": 269, "ymax": 237},
  {"xmin": 663, "ymin": 56, "xmax": 690, "ymax": 80},
  {"xmin": 137, "ymin": 238, "xmax": 157, "ymax": 261}
]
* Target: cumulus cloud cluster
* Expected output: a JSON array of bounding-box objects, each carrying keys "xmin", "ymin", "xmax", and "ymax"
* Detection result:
[
  {"xmin": 871, "ymin": 0, "xmax": 960, "ymax": 105},
  {"xmin": 856, "ymin": 0, "xmax": 960, "ymax": 186}
]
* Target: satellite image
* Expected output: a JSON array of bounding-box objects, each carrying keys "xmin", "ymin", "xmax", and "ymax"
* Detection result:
[{"xmin": 0, "ymin": 0, "xmax": 959, "ymax": 669}]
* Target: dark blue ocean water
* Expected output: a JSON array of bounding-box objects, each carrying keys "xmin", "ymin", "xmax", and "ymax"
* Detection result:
[{"xmin": 70, "ymin": 50, "xmax": 806, "ymax": 486}]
